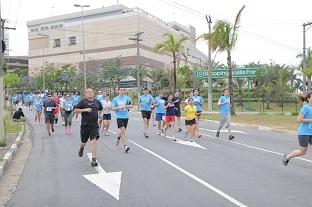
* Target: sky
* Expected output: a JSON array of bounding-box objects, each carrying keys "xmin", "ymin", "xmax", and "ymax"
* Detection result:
[{"xmin": 2, "ymin": 0, "xmax": 312, "ymax": 66}]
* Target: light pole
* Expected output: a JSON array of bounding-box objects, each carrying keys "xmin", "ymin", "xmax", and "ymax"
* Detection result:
[
  {"xmin": 303, "ymin": 22, "xmax": 312, "ymax": 93},
  {"xmin": 129, "ymin": 31, "xmax": 143, "ymax": 107},
  {"xmin": 38, "ymin": 34, "xmax": 49, "ymax": 91},
  {"xmin": 74, "ymin": 4, "xmax": 90, "ymax": 90}
]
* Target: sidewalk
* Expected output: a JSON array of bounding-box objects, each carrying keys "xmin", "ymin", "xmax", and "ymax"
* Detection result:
[{"xmin": 0, "ymin": 122, "xmax": 25, "ymax": 178}]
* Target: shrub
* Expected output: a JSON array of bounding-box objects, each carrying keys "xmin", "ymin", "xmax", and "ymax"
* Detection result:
[
  {"xmin": 291, "ymin": 111, "xmax": 299, "ymax": 116},
  {"xmin": 0, "ymin": 139, "xmax": 7, "ymax": 147}
]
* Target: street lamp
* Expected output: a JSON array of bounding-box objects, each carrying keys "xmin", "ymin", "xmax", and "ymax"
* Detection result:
[
  {"xmin": 38, "ymin": 34, "xmax": 49, "ymax": 91},
  {"xmin": 74, "ymin": 4, "xmax": 90, "ymax": 90}
]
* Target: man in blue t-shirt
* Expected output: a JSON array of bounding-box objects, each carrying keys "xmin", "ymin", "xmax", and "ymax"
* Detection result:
[
  {"xmin": 112, "ymin": 87, "xmax": 134, "ymax": 153},
  {"xmin": 139, "ymin": 88, "xmax": 154, "ymax": 138},
  {"xmin": 154, "ymin": 91, "xmax": 166, "ymax": 135},
  {"xmin": 216, "ymin": 88, "xmax": 234, "ymax": 140}
]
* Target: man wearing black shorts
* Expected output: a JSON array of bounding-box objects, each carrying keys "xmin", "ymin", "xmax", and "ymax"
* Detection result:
[
  {"xmin": 112, "ymin": 87, "xmax": 134, "ymax": 152},
  {"xmin": 43, "ymin": 94, "xmax": 57, "ymax": 136},
  {"xmin": 74, "ymin": 88, "xmax": 103, "ymax": 167},
  {"xmin": 139, "ymin": 88, "xmax": 154, "ymax": 137}
]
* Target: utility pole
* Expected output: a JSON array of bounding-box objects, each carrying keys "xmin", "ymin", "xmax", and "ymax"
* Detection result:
[
  {"xmin": 303, "ymin": 22, "xmax": 312, "ymax": 93},
  {"xmin": 205, "ymin": 14, "xmax": 212, "ymax": 111},
  {"xmin": 74, "ymin": 4, "xmax": 90, "ymax": 90},
  {"xmin": 38, "ymin": 34, "xmax": 49, "ymax": 91},
  {"xmin": 0, "ymin": 4, "xmax": 4, "ymax": 140},
  {"xmin": 129, "ymin": 31, "xmax": 143, "ymax": 107},
  {"xmin": 0, "ymin": 0, "xmax": 15, "ymax": 140}
]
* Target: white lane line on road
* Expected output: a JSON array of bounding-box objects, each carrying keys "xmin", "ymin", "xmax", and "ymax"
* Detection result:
[
  {"xmin": 118, "ymin": 117, "xmax": 207, "ymax": 149},
  {"xmin": 199, "ymin": 128, "xmax": 248, "ymax": 134},
  {"xmin": 130, "ymin": 140, "xmax": 248, "ymax": 207},
  {"xmin": 202, "ymin": 134, "xmax": 312, "ymax": 164}
]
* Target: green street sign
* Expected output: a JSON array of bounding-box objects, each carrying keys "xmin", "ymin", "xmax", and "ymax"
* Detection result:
[{"xmin": 194, "ymin": 67, "xmax": 264, "ymax": 80}]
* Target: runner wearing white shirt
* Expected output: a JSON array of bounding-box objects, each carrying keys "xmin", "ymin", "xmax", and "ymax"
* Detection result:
[{"xmin": 101, "ymin": 94, "xmax": 112, "ymax": 136}]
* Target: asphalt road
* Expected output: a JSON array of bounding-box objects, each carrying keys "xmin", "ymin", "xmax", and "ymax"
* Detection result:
[{"xmin": 6, "ymin": 109, "xmax": 312, "ymax": 207}]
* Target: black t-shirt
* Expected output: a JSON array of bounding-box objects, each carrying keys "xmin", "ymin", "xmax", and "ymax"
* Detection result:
[
  {"xmin": 173, "ymin": 96, "xmax": 181, "ymax": 110},
  {"xmin": 76, "ymin": 99, "xmax": 103, "ymax": 126},
  {"xmin": 13, "ymin": 110, "xmax": 24, "ymax": 119},
  {"xmin": 43, "ymin": 100, "xmax": 57, "ymax": 115}
]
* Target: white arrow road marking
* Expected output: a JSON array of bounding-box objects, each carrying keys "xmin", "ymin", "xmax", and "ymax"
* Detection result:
[
  {"xmin": 165, "ymin": 135, "xmax": 207, "ymax": 150},
  {"xmin": 130, "ymin": 140, "xmax": 248, "ymax": 207},
  {"xmin": 199, "ymin": 128, "xmax": 248, "ymax": 134},
  {"xmin": 83, "ymin": 153, "xmax": 122, "ymax": 200}
]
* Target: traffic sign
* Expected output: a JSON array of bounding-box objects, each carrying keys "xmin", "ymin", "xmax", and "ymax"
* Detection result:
[{"xmin": 194, "ymin": 67, "xmax": 265, "ymax": 80}]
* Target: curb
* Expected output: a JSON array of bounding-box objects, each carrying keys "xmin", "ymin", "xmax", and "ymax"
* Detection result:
[{"xmin": 0, "ymin": 122, "xmax": 25, "ymax": 178}]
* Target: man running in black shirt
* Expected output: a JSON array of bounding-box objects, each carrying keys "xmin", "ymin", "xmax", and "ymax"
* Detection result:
[
  {"xmin": 74, "ymin": 88, "xmax": 103, "ymax": 167},
  {"xmin": 174, "ymin": 90, "xmax": 182, "ymax": 132},
  {"xmin": 43, "ymin": 94, "xmax": 57, "ymax": 136}
]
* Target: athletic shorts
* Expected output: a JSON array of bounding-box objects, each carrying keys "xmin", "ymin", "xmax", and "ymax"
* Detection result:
[
  {"xmin": 156, "ymin": 113, "xmax": 165, "ymax": 121},
  {"xmin": 196, "ymin": 111, "xmax": 202, "ymax": 117},
  {"xmin": 45, "ymin": 114, "xmax": 55, "ymax": 124},
  {"xmin": 165, "ymin": 115, "xmax": 175, "ymax": 123},
  {"xmin": 80, "ymin": 125, "xmax": 100, "ymax": 143},
  {"xmin": 220, "ymin": 114, "xmax": 231, "ymax": 126},
  {"xmin": 141, "ymin": 110, "xmax": 152, "ymax": 119},
  {"xmin": 175, "ymin": 109, "xmax": 181, "ymax": 117},
  {"xmin": 103, "ymin": 114, "xmax": 111, "ymax": 120},
  {"xmin": 185, "ymin": 119, "xmax": 196, "ymax": 126},
  {"xmin": 298, "ymin": 135, "xmax": 312, "ymax": 147},
  {"xmin": 117, "ymin": 118, "xmax": 129, "ymax": 129},
  {"xmin": 35, "ymin": 108, "xmax": 42, "ymax": 113}
]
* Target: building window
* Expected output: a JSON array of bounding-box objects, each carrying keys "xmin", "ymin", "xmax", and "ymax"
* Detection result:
[
  {"xmin": 68, "ymin": 36, "xmax": 76, "ymax": 46},
  {"xmin": 59, "ymin": 24, "xmax": 63, "ymax": 28},
  {"xmin": 41, "ymin": 27, "xmax": 44, "ymax": 31},
  {"xmin": 34, "ymin": 28, "xmax": 39, "ymax": 32},
  {"xmin": 31, "ymin": 29, "xmax": 34, "ymax": 32},
  {"xmin": 51, "ymin": 25, "xmax": 55, "ymax": 29},
  {"xmin": 54, "ymin": 39, "xmax": 61, "ymax": 48},
  {"xmin": 45, "ymin": 26, "xmax": 49, "ymax": 30},
  {"xmin": 55, "ymin": 25, "xmax": 59, "ymax": 29}
]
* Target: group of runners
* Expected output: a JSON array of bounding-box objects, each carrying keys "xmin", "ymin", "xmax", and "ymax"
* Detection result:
[
  {"xmin": 15, "ymin": 87, "xmax": 237, "ymax": 166},
  {"xmin": 12, "ymin": 87, "xmax": 312, "ymax": 168}
]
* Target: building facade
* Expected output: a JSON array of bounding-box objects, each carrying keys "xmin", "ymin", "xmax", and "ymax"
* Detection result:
[{"xmin": 27, "ymin": 4, "xmax": 207, "ymax": 78}]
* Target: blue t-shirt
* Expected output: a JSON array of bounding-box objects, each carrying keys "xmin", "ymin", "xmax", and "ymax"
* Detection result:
[
  {"xmin": 34, "ymin": 99, "xmax": 43, "ymax": 111},
  {"xmin": 219, "ymin": 96, "xmax": 231, "ymax": 115},
  {"xmin": 192, "ymin": 96, "xmax": 204, "ymax": 112},
  {"xmin": 63, "ymin": 99, "xmax": 74, "ymax": 112},
  {"xmin": 112, "ymin": 96, "xmax": 132, "ymax": 119},
  {"xmin": 154, "ymin": 96, "xmax": 165, "ymax": 114},
  {"xmin": 96, "ymin": 95, "xmax": 104, "ymax": 103},
  {"xmin": 140, "ymin": 95, "xmax": 154, "ymax": 111},
  {"xmin": 298, "ymin": 104, "xmax": 312, "ymax": 135},
  {"xmin": 72, "ymin": 95, "xmax": 80, "ymax": 106}
]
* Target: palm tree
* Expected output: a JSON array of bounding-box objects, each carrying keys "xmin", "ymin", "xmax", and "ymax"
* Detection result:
[
  {"xmin": 202, "ymin": 5, "xmax": 245, "ymax": 114},
  {"xmin": 154, "ymin": 33, "xmax": 188, "ymax": 92}
]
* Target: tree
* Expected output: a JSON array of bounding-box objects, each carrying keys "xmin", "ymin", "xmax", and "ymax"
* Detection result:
[
  {"xmin": 203, "ymin": 5, "xmax": 245, "ymax": 114},
  {"xmin": 154, "ymin": 33, "xmax": 188, "ymax": 92},
  {"xmin": 4, "ymin": 73, "xmax": 20, "ymax": 89},
  {"xmin": 100, "ymin": 58, "xmax": 127, "ymax": 96}
]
